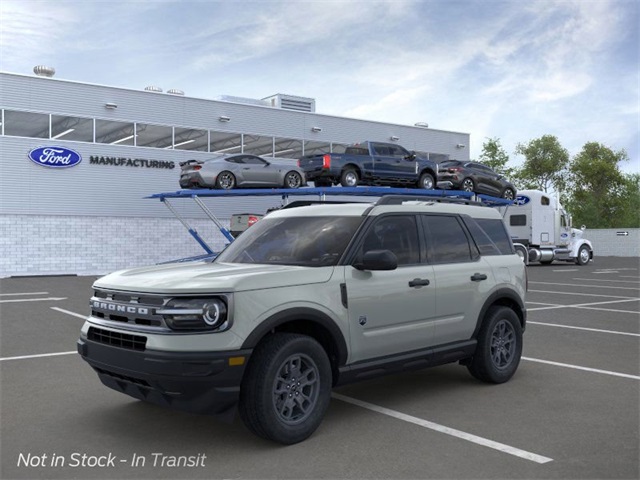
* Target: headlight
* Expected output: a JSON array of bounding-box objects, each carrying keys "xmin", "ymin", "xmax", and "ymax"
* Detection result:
[{"xmin": 158, "ymin": 297, "xmax": 230, "ymax": 332}]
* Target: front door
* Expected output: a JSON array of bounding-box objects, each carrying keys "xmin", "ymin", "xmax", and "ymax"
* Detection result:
[{"xmin": 344, "ymin": 214, "xmax": 436, "ymax": 363}]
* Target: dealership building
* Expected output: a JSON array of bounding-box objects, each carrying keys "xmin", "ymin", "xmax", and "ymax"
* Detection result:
[{"xmin": 0, "ymin": 69, "xmax": 470, "ymax": 277}]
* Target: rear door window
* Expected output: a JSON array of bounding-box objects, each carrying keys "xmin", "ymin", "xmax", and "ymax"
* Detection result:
[{"xmin": 422, "ymin": 215, "xmax": 474, "ymax": 264}]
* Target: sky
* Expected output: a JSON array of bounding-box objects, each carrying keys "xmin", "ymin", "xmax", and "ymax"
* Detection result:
[{"xmin": 1, "ymin": 0, "xmax": 638, "ymax": 173}]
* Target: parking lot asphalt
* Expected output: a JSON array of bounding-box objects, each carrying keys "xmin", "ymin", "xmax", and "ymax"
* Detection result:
[{"xmin": 1, "ymin": 257, "xmax": 638, "ymax": 479}]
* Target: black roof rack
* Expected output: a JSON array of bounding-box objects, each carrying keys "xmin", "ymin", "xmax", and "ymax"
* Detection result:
[{"xmin": 376, "ymin": 194, "xmax": 483, "ymax": 206}]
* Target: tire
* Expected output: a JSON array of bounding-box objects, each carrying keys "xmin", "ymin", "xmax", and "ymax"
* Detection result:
[
  {"xmin": 502, "ymin": 188, "xmax": 515, "ymax": 200},
  {"xmin": 284, "ymin": 171, "xmax": 303, "ymax": 189},
  {"xmin": 216, "ymin": 171, "xmax": 236, "ymax": 190},
  {"xmin": 238, "ymin": 333, "xmax": 332, "ymax": 445},
  {"xmin": 575, "ymin": 245, "xmax": 590, "ymax": 266},
  {"xmin": 461, "ymin": 178, "xmax": 475, "ymax": 192},
  {"xmin": 340, "ymin": 168, "xmax": 359, "ymax": 187},
  {"xmin": 467, "ymin": 306, "xmax": 522, "ymax": 384},
  {"xmin": 417, "ymin": 172, "xmax": 435, "ymax": 190}
]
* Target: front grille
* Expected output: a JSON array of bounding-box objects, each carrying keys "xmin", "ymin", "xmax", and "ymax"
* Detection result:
[
  {"xmin": 91, "ymin": 289, "xmax": 168, "ymax": 331},
  {"xmin": 88, "ymin": 326, "xmax": 147, "ymax": 351}
]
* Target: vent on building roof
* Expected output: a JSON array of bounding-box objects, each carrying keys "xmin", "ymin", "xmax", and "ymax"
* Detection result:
[
  {"xmin": 262, "ymin": 94, "xmax": 316, "ymax": 113},
  {"xmin": 167, "ymin": 89, "xmax": 184, "ymax": 96},
  {"xmin": 33, "ymin": 65, "xmax": 55, "ymax": 78},
  {"xmin": 144, "ymin": 86, "xmax": 163, "ymax": 92}
]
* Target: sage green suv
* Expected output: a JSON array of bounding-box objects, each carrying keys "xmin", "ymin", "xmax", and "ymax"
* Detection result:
[{"xmin": 78, "ymin": 197, "xmax": 526, "ymax": 444}]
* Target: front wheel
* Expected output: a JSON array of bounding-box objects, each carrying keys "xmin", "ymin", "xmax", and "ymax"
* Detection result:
[
  {"xmin": 576, "ymin": 245, "xmax": 590, "ymax": 265},
  {"xmin": 417, "ymin": 172, "xmax": 435, "ymax": 189},
  {"xmin": 467, "ymin": 306, "xmax": 522, "ymax": 384},
  {"xmin": 216, "ymin": 171, "xmax": 236, "ymax": 190},
  {"xmin": 340, "ymin": 168, "xmax": 359, "ymax": 187},
  {"xmin": 284, "ymin": 171, "xmax": 303, "ymax": 189},
  {"xmin": 238, "ymin": 333, "xmax": 332, "ymax": 445}
]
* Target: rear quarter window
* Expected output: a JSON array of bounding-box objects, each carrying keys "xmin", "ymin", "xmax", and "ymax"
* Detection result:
[{"xmin": 465, "ymin": 217, "xmax": 515, "ymax": 255}]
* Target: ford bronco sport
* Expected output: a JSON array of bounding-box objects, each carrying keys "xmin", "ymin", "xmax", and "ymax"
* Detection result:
[{"xmin": 78, "ymin": 196, "xmax": 526, "ymax": 444}]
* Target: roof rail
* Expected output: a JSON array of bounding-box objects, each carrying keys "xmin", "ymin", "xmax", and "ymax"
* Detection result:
[{"xmin": 376, "ymin": 194, "xmax": 481, "ymax": 206}]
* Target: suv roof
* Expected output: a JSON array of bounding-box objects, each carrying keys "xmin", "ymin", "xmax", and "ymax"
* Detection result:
[{"xmin": 269, "ymin": 199, "xmax": 503, "ymax": 220}]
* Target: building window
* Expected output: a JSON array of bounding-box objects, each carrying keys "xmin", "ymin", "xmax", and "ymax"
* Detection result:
[
  {"xmin": 273, "ymin": 137, "xmax": 303, "ymax": 159},
  {"xmin": 173, "ymin": 127, "xmax": 208, "ymax": 151},
  {"xmin": 51, "ymin": 115, "xmax": 94, "ymax": 142},
  {"xmin": 136, "ymin": 123, "xmax": 173, "ymax": 149},
  {"xmin": 244, "ymin": 134, "xmax": 274, "ymax": 156},
  {"xmin": 3, "ymin": 110, "xmax": 49, "ymax": 138},
  {"xmin": 303, "ymin": 140, "xmax": 331, "ymax": 156},
  {"xmin": 210, "ymin": 131, "xmax": 243, "ymax": 154},
  {"xmin": 95, "ymin": 119, "xmax": 135, "ymax": 146}
]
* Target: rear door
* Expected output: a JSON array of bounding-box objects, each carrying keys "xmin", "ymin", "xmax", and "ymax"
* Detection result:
[{"xmin": 421, "ymin": 214, "xmax": 491, "ymax": 344}]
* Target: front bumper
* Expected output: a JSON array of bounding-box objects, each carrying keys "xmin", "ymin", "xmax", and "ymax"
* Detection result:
[{"xmin": 77, "ymin": 337, "xmax": 251, "ymax": 417}]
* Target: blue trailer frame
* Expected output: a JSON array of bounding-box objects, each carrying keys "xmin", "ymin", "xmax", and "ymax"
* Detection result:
[{"xmin": 147, "ymin": 187, "xmax": 512, "ymax": 258}]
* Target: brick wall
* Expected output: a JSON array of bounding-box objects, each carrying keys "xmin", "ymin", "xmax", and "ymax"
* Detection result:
[{"xmin": 0, "ymin": 215, "xmax": 231, "ymax": 277}]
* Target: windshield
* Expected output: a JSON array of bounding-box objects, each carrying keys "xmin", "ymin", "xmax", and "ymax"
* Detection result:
[{"xmin": 215, "ymin": 215, "xmax": 364, "ymax": 266}]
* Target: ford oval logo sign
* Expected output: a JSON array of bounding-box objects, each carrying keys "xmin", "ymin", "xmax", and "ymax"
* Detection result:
[
  {"xmin": 514, "ymin": 195, "xmax": 530, "ymax": 206},
  {"xmin": 28, "ymin": 146, "xmax": 82, "ymax": 168}
]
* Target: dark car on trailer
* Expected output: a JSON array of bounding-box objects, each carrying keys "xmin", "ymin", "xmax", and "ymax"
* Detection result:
[{"xmin": 437, "ymin": 160, "xmax": 516, "ymax": 200}]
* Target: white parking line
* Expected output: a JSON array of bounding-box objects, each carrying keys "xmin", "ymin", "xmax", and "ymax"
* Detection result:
[
  {"xmin": 529, "ymin": 282, "xmax": 640, "ymax": 291},
  {"xmin": 572, "ymin": 278, "xmax": 640, "ymax": 284},
  {"xmin": 51, "ymin": 307, "xmax": 87, "ymax": 319},
  {"xmin": 0, "ymin": 351, "xmax": 76, "ymax": 362},
  {"xmin": 332, "ymin": 393, "xmax": 553, "ymax": 464},
  {"xmin": 0, "ymin": 297, "xmax": 67, "ymax": 304},
  {"xmin": 528, "ymin": 298, "xmax": 640, "ymax": 312},
  {"xmin": 552, "ymin": 269, "xmax": 579, "ymax": 272},
  {"xmin": 528, "ymin": 321, "xmax": 640, "ymax": 337},
  {"xmin": 529, "ymin": 290, "xmax": 638, "ymax": 300},
  {"xmin": 522, "ymin": 357, "xmax": 640, "ymax": 380},
  {"xmin": 0, "ymin": 291, "xmax": 49, "ymax": 296}
]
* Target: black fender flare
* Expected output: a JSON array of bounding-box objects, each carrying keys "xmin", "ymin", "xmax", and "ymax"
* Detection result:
[
  {"xmin": 241, "ymin": 307, "xmax": 349, "ymax": 366},
  {"xmin": 471, "ymin": 288, "xmax": 527, "ymax": 338}
]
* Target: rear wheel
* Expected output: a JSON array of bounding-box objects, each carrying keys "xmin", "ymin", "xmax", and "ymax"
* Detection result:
[
  {"xmin": 216, "ymin": 171, "xmax": 236, "ymax": 190},
  {"xmin": 340, "ymin": 168, "xmax": 359, "ymax": 187},
  {"xmin": 417, "ymin": 172, "xmax": 435, "ymax": 189},
  {"xmin": 238, "ymin": 333, "xmax": 332, "ymax": 445},
  {"xmin": 461, "ymin": 178, "xmax": 475, "ymax": 192},
  {"xmin": 467, "ymin": 306, "xmax": 522, "ymax": 384},
  {"xmin": 284, "ymin": 171, "xmax": 303, "ymax": 189}
]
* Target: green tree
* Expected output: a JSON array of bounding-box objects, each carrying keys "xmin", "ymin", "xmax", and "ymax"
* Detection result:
[
  {"xmin": 514, "ymin": 135, "xmax": 569, "ymax": 193},
  {"xmin": 478, "ymin": 137, "xmax": 511, "ymax": 174},
  {"xmin": 565, "ymin": 142, "xmax": 637, "ymax": 228}
]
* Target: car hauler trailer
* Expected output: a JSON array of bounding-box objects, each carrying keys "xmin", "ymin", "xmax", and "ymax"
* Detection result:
[
  {"xmin": 147, "ymin": 187, "xmax": 512, "ymax": 260},
  {"xmin": 500, "ymin": 189, "xmax": 593, "ymax": 266}
]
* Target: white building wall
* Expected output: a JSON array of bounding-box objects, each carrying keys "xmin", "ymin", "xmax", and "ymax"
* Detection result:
[{"xmin": 585, "ymin": 229, "xmax": 640, "ymax": 258}]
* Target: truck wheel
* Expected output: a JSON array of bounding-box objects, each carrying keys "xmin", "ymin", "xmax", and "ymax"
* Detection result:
[
  {"xmin": 238, "ymin": 333, "xmax": 332, "ymax": 445},
  {"xmin": 461, "ymin": 178, "xmax": 475, "ymax": 192},
  {"xmin": 216, "ymin": 171, "xmax": 236, "ymax": 190},
  {"xmin": 418, "ymin": 172, "xmax": 435, "ymax": 190},
  {"xmin": 340, "ymin": 168, "xmax": 359, "ymax": 187},
  {"xmin": 467, "ymin": 306, "xmax": 522, "ymax": 384},
  {"xmin": 284, "ymin": 171, "xmax": 303, "ymax": 189},
  {"xmin": 576, "ymin": 245, "xmax": 590, "ymax": 265}
]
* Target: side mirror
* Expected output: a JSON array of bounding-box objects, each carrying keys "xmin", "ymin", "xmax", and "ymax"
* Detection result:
[
  {"xmin": 404, "ymin": 151, "xmax": 417, "ymax": 161},
  {"xmin": 353, "ymin": 249, "xmax": 398, "ymax": 271}
]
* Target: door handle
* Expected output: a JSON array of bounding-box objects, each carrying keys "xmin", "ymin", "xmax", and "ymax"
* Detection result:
[
  {"xmin": 471, "ymin": 273, "xmax": 488, "ymax": 282},
  {"xmin": 409, "ymin": 278, "xmax": 430, "ymax": 288}
]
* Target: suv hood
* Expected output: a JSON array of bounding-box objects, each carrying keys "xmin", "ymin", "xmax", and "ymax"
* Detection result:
[{"xmin": 94, "ymin": 261, "xmax": 333, "ymax": 294}]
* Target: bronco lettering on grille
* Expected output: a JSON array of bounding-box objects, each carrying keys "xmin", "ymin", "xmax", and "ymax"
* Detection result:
[{"xmin": 91, "ymin": 300, "xmax": 149, "ymax": 315}]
